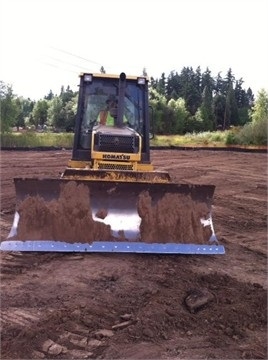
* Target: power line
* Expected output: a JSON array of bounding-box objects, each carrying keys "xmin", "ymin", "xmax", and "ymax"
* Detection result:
[
  {"xmin": 39, "ymin": 60, "xmax": 79, "ymax": 75},
  {"xmin": 49, "ymin": 46, "xmax": 102, "ymax": 66},
  {"xmin": 43, "ymin": 54, "xmax": 93, "ymax": 71}
]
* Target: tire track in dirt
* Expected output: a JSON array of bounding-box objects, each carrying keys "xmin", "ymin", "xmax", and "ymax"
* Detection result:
[{"xmin": 1, "ymin": 150, "xmax": 267, "ymax": 360}]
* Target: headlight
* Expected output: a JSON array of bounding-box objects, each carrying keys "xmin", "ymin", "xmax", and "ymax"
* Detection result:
[
  {"xmin": 137, "ymin": 77, "xmax": 146, "ymax": 85},
  {"xmin": 84, "ymin": 74, "xmax": 92, "ymax": 82}
]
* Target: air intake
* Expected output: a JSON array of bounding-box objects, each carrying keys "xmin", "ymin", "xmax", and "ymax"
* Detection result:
[
  {"xmin": 95, "ymin": 134, "xmax": 139, "ymax": 153},
  {"xmin": 98, "ymin": 162, "xmax": 134, "ymax": 171}
]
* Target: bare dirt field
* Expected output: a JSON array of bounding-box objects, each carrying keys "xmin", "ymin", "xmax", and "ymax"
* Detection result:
[{"xmin": 0, "ymin": 149, "xmax": 267, "ymax": 360}]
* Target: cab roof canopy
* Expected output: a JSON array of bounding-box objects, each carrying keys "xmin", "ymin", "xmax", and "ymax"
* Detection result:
[{"xmin": 79, "ymin": 72, "xmax": 149, "ymax": 81}]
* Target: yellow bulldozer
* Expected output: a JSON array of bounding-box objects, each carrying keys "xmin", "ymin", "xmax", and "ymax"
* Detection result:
[{"xmin": 1, "ymin": 72, "xmax": 224, "ymax": 254}]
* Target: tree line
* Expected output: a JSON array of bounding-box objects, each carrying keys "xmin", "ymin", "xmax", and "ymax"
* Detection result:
[
  {"xmin": 148, "ymin": 66, "xmax": 255, "ymax": 134},
  {"xmin": 0, "ymin": 66, "xmax": 262, "ymax": 134},
  {"xmin": 0, "ymin": 83, "xmax": 77, "ymax": 133}
]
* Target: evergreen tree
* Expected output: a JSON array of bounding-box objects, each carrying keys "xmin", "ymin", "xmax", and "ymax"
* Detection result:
[
  {"xmin": 142, "ymin": 68, "xmax": 148, "ymax": 77},
  {"xmin": 194, "ymin": 66, "xmax": 202, "ymax": 92},
  {"xmin": 234, "ymin": 78, "xmax": 245, "ymax": 107},
  {"xmin": 223, "ymin": 91, "xmax": 231, "ymax": 129},
  {"xmin": 215, "ymin": 72, "xmax": 225, "ymax": 94},
  {"xmin": 149, "ymin": 76, "xmax": 157, "ymax": 90},
  {"xmin": 234, "ymin": 79, "xmax": 250, "ymax": 125},
  {"xmin": 225, "ymin": 83, "xmax": 239, "ymax": 127},
  {"xmin": 166, "ymin": 70, "xmax": 181, "ymax": 100},
  {"xmin": 200, "ymin": 86, "xmax": 214, "ymax": 130},
  {"xmin": 45, "ymin": 90, "xmax": 54, "ymax": 100},
  {"xmin": 60, "ymin": 85, "xmax": 74, "ymax": 105},
  {"xmin": 156, "ymin": 73, "xmax": 166, "ymax": 96},
  {"xmin": 224, "ymin": 68, "xmax": 235, "ymax": 94},
  {"xmin": 180, "ymin": 67, "xmax": 201, "ymax": 115},
  {"xmin": 201, "ymin": 67, "xmax": 214, "ymax": 94},
  {"xmin": 246, "ymin": 87, "xmax": 254, "ymax": 107},
  {"xmin": 213, "ymin": 94, "xmax": 226, "ymax": 129}
]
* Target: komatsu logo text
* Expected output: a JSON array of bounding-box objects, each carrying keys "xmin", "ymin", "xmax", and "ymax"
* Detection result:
[{"xmin": 103, "ymin": 154, "xmax": 130, "ymax": 160}]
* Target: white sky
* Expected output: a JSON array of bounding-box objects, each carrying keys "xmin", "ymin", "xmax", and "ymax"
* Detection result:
[{"xmin": 0, "ymin": 0, "xmax": 267, "ymax": 100}]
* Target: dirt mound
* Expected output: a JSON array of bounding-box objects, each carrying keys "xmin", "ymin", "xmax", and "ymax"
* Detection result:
[
  {"xmin": 16, "ymin": 181, "xmax": 111, "ymax": 243},
  {"xmin": 15, "ymin": 181, "xmax": 211, "ymax": 244},
  {"xmin": 138, "ymin": 191, "xmax": 211, "ymax": 243}
]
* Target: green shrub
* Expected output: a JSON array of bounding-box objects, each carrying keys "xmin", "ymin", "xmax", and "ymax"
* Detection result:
[
  {"xmin": 234, "ymin": 117, "xmax": 268, "ymax": 145},
  {"xmin": 225, "ymin": 131, "xmax": 239, "ymax": 145}
]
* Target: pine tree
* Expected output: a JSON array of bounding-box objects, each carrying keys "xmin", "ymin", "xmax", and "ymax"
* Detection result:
[{"xmin": 200, "ymin": 86, "xmax": 214, "ymax": 130}]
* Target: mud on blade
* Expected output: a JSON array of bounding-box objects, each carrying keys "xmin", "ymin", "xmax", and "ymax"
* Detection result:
[{"xmin": 1, "ymin": 178, "xmax": 225, "ymax": 254}]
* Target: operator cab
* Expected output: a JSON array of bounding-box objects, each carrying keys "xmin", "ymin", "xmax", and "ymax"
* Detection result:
[{"xmin": 72, "ymin": 73, "xmax": 151, "ymax": 163}]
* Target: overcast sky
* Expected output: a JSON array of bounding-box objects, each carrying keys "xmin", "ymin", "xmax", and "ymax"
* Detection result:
[{"xmin": 1, "ymin": 0, "xmax": 267, "ymax": 100}]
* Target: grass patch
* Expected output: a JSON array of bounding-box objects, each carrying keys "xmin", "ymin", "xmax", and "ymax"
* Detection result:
[
  {"xmin": 1, "ymin": 125, "xmax": 267, "ymax": 148},
  {"xmin": 1, "ymin": 132, "xmax": 74, "ymax": 148},
  {"xmin": 151, "ymin": 131, "xmax": 228, "ymax": 147}
]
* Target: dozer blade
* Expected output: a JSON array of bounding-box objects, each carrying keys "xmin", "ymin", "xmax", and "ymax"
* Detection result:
[{"xmin": 0, "ymin": 178, "xmax": 225, "ymax": 254}]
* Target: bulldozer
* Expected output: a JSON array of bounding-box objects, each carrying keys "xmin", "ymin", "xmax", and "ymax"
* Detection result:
[{"xmin": 0, "ymin": 72, "xmax": 225, "ymax": 254}]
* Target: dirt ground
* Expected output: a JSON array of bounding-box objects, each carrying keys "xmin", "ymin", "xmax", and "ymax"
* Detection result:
[{"xmin": 0, "ymin": 149, "xmax": 267, "ymax": 360}]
